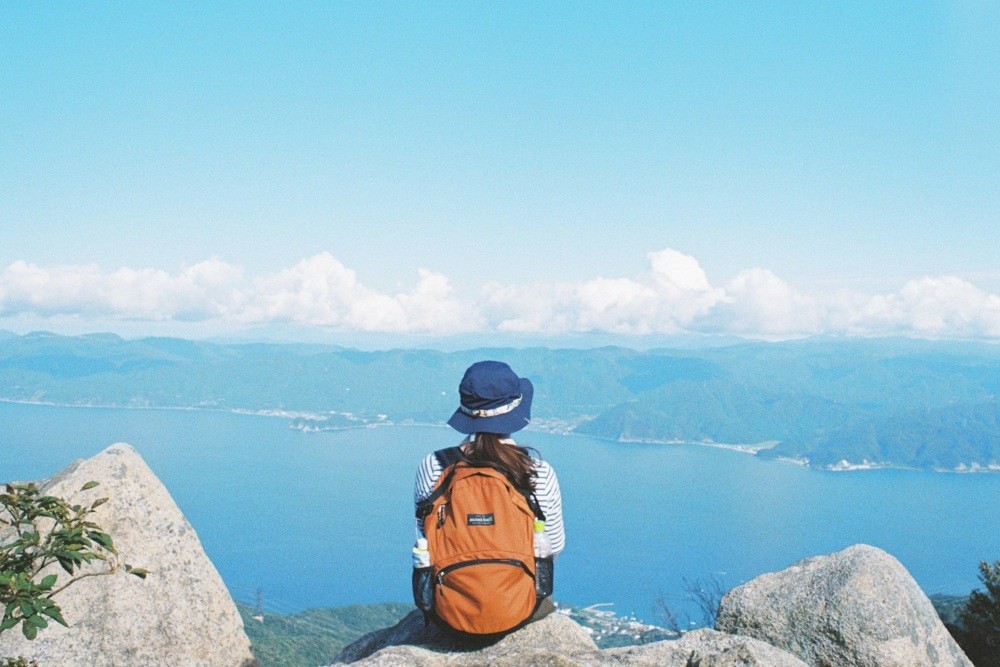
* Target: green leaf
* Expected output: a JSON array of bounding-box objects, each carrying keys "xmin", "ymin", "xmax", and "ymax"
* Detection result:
[
  {"xmin": 80, "ymin": 481, "xmax": 100, "ymax": 491},
  {"xmin": 27, "ymin": 614, "xmax": 47, "ymax": 629},
  {"xmin": 40, "ymin": 606, "xmax": 68, "ymax": 627},
  {"xmin": 1, "ymin": 616, "xmax": 19, "ymax": 631},
  {"xmin": 39, "ymin": 574, "xmax": 57, "ymax": 590},
  {"xmin": 22, "ymin": 620, "xmax": 37, "ymax": 640},
  {"xmin": 125, "ymin": 566, "xmax": 148, "ymax": 579},
  {"xmin": 89, "ymin": 532, "xmax": 114, "ymax": 549},
  {"xmin": 90, "ymin": 497, "xmax": 109, "ymax": 509}
]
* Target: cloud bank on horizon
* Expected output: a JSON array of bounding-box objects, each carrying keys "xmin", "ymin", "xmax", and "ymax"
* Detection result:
[{"xmin": 0, "ymin": 249, "xmax": 997, "ymax": 340}]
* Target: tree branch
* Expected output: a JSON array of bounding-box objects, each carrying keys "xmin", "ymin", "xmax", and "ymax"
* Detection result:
[{"xmin": 47, "ymin": 568, "xmax": 115, "ymax": 598}]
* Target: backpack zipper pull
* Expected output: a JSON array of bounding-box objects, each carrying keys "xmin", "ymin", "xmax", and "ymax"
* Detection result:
[{"xmin": 437, "ymin": 504, "xmax": 447, "ymax": 528}]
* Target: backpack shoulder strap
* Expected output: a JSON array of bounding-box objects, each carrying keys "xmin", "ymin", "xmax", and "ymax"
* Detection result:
[
  {"xmin": 520, "ymin": 488, "xmax": 545, "ymax": 522},
  {"xmin": 415, "ymin": 448, "xmax": 467, "ymax": 519},
  {"xmin": 433, "ymin": 446, "xmax": 466, "ymax": 469}
]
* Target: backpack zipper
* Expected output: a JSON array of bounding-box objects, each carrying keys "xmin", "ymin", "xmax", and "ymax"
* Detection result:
[{"xmin": 436, "ymin": 558, "xmax": 534, "ymax": 588}]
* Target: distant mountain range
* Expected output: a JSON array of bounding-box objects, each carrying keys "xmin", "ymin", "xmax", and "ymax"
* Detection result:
[{"xmin": 1, "ymin": 331, "xmax": 998, "ymax": 471}]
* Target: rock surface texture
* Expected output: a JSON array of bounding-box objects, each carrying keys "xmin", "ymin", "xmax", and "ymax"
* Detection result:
[
  {"xmin": 0, "ymin": 443, "xmax": 255, "ymax": 667},
  {"xmin": 334, "ymin": 610, "xmax": 807, "ymax": 666},
  {"xmin": 715, "ymin": 543, "xmax": 972, "ymax": 667}
]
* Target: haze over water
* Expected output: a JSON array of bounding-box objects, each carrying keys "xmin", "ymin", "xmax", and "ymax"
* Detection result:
[{"xmin": 3, "ymin": 401, "xmax": 998, "ymax": 623}]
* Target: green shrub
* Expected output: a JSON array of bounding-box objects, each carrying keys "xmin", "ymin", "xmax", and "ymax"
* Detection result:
[
  {"xmin": 952, "ymin": 560, "xmax": 1000, "ymax": 667},
  {"xmin": 939, "ymin": 560, "xmax": 1000, "ymax": 667},
  {"xmin": 1, "ymin": 658, "xmax": 39, "ymax": 667},
  {"xmin": 1, "ymin": 481, "xmax": 146, "ymax": 643}
]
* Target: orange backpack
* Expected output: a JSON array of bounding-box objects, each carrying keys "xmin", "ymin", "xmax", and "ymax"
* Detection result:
[{"xmin": 414, "ymin": 447, "xmax": 547, "ymax": 635}]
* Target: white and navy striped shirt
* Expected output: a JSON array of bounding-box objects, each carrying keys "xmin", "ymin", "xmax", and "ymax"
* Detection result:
[{"xmin": 413, "ymin": 435, "xmax": 566, "ymax": 556}]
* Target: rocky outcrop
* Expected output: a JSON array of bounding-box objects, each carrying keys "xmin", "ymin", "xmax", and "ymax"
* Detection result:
[
  {"xmin": 716, "ymin": 544, "xmax": 972, "ymax": 667},
  {"xmin": 0, "ymin": 443, "xmax": 255, "ymax": 667},
  {"xmin": 334, "ymin": 610, "xmax": 807, "ymax": 666},
  {"xmin": 338, "ymin": 543, "xmax": 975, "ymax": 666}
]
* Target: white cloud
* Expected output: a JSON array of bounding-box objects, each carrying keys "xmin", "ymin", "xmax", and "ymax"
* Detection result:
[
  {"xmin": 396, "ymin": 268, "xmax": 477, "ymax": 333},
  {"xmin": 0, "ymin": 254, "xmax": 475, "ymax": 334},
  {"xmin": 848, "ymin": 276, "xmax": 1000, "ymax": 338},
  {"xmin": 2, "ymin": 250, "xmax": 999, "ymax": 340},
  {"xmin": 704, "ymin": 268, "xmax": 824, "ymax": 337},
  {"xmin": 648, "ymin": 247, "xmax": 713, "ymax": 293},
  {"xmin": 0, "ymin": 259, "xmax": 243, "ymax": 321},
  {"xmin": 484, "ymin": 249, "xmax": 724, "ymax": 335},
  {"xmin": 246, "ymin": 253, "xmax": 390, "ymax": 327},
  {"xmin": 242, "ymin": 254, "xmax": 474, "ymax": 332}
]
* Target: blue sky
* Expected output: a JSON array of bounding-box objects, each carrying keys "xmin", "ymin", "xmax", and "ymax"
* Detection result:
[{"xmin": 1, "ymin": 2, "xmax": 998, "ymax": 340}]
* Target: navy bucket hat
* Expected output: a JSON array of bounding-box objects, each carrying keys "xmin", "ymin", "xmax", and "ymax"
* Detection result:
[{"xmin": 447, "ymin": 360, "xmax": 534, "ymax": 435}]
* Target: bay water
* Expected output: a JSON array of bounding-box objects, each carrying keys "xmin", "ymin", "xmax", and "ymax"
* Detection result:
[{"xmin": 2, "ymin": 401, "xmax": 998, "ymax": 624}]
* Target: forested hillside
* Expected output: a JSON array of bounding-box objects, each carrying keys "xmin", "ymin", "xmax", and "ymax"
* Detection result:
[{"xmin": 1, "ymin": 331, "xmax": 997, "ymax": 470}]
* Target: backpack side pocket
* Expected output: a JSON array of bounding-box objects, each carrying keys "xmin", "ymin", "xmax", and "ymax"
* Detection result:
[
  {"xmin": 535, "ymin": 556, "xmax": 554, "ymax": 599},
  {"xmin": 412, "ymin": 566, "xmax": 435, "ymax": 613}
]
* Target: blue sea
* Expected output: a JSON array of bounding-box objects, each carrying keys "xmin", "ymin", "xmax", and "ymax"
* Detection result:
[{"xmin": 2, "ymin": 401, "xmax": 998, "ymax": 624}]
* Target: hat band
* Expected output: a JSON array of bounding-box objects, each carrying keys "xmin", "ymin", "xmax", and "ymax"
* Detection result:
[{"xmin": 459, "ymin": 395, "xmax": 522, "ymax": 418}]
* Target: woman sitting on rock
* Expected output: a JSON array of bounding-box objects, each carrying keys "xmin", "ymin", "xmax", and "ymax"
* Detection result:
[{"xmin": 412, "ymin": 360, "xmax": 565, "ymax": 636}]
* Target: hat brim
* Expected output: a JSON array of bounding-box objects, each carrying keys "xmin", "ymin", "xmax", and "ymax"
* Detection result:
[{"xmin": 447, "ymin": 377, "xmax": 533, "ymax": 435}]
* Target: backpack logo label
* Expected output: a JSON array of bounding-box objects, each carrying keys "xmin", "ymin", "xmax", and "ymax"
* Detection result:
[{"xmin": 467, "ymin": 513, "xmax": 495, "ymax": 526}]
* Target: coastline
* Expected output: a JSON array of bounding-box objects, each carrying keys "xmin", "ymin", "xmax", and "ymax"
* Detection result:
[
  {"xmin": 616, "ymin": 436, "xmax": 778, "ymax": 456},
  {"xmin": 3, "ymin": 398, "xmax": 997, "ymax": 474},
  {"xmin": 598, "ymin": 433, "xmax": 1000, "ymax": 474}
]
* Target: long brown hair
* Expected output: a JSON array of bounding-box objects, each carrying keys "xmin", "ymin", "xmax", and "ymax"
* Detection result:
[{"xmin": 465, "ymin": 433, "xmax": 537, "ymax": 490}]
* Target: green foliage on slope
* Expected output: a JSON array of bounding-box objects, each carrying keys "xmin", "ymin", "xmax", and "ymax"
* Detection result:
[
  {"xmin": 0, "ymin": 333, "xmax": 635, "ymax": 420},
  {"xmin": 573, "ymin": 341, "xmax": 1000, "ymax": 470},
  {"xmin": 236, "ymin": 600, "xmax": 673, "ymax": 665},
  {"xmin": 236, "ymin": 601, "xmax": 412, "ymax": 667},
  {"xmin": 952, "ymin": 561, "xmax": 1000, "ymax": 667}
]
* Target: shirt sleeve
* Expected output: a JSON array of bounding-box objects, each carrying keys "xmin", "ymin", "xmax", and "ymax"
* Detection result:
[
  {"xmin": 534, "ymin": 460, "xmax": 566, "ymax": 556},
  {"xmin": 414, "ymin": 453, "xmax": 442, "ymax": 538}
]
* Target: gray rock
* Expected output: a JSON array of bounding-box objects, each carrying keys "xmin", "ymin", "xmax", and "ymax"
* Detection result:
[
  {"xmin": 604, "ymin": 628, "xmax": 808, "ymax": 666},
  {"xmin": 716, "ymin": 543, "xmax": 972, "ymax": 667},
  {"xmin": 335, "ymin": 611, "xmax": 806, "ymax": 666},
  {"xmin": 336, "ymin": 610, "xmax": 599, "ymax": 665},
  {"xmin": 0, "ymin": 443, "xmax": 255, "ymax": 667}
]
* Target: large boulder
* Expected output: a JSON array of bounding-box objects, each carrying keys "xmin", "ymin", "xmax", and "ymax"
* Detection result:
[
  {"xmin": 715, "ymin": 544, "xmax": 972, "ymax": 667},
  {"xmin": 0, "ymin": 443, "xmax": 255, "ymax": 667},
  {"xmin": 335, "ymin": 610, "xmax": 806, "ymax": 666}
]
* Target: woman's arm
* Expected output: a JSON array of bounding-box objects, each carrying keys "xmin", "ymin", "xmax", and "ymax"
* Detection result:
[
  {"xmin": 413, "ymin": 453, "xmax": 441, "ymax": 538},
  {"xmin": 535, "ymin": 460, "xmax": 565, "ymax": 556}
]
